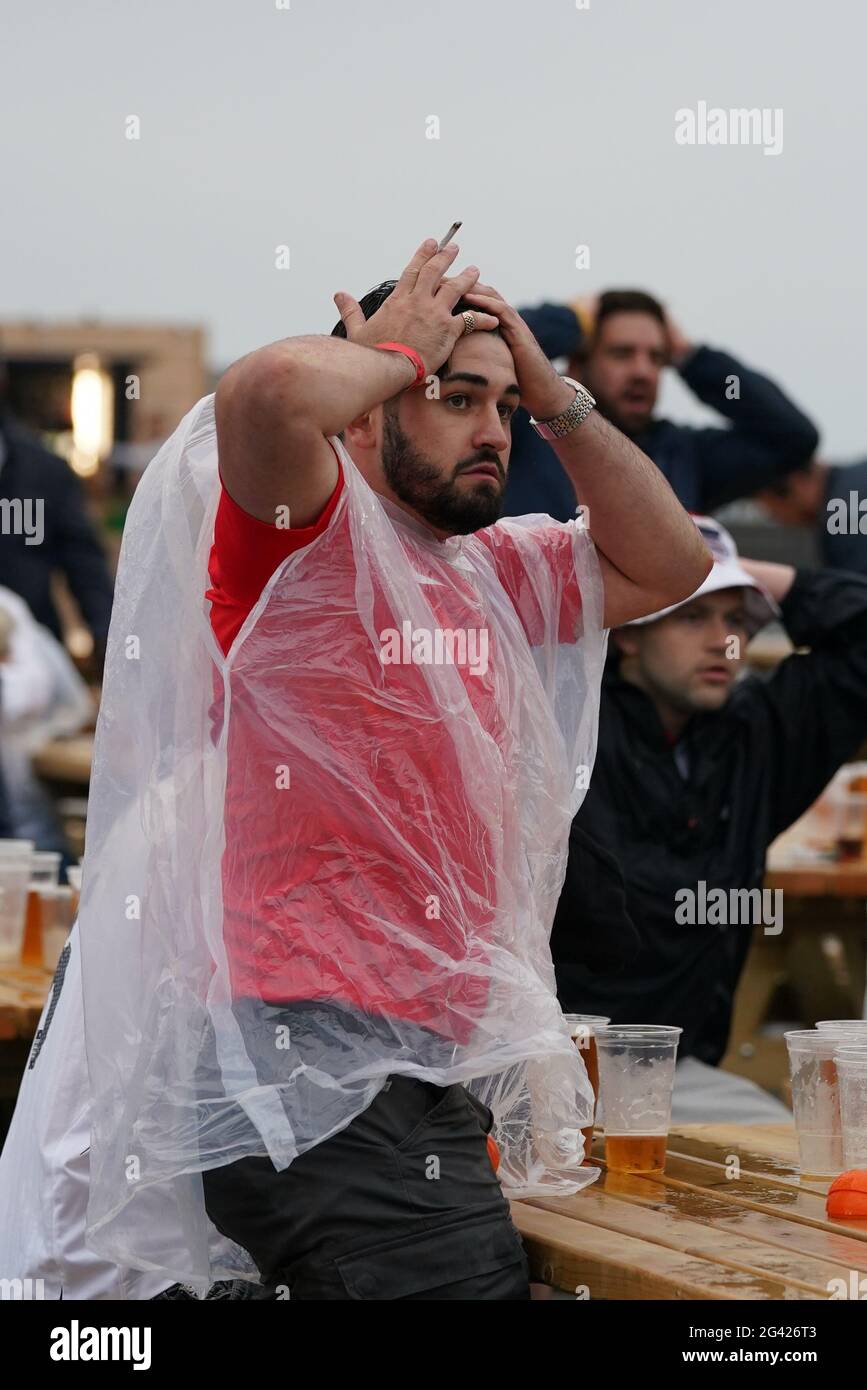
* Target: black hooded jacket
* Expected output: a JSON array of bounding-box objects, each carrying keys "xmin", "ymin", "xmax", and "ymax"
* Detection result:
[{"xmin": 552, "ymin": 567, "xmax": 867, "ymax": 1063}]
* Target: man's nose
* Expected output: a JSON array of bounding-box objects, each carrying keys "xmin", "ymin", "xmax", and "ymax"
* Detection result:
[
  {"xmin": 473, "ymin": 408, "xmax": 509, "ymax": 454},
  {"xmin": 708, "ymin": 617, "xmax": 733, "ymax": 649},
  {"xmin": 633, "ymin": 355, "xmax": 658, "ymax": 381}
]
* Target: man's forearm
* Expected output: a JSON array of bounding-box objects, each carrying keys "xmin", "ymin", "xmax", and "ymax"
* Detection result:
[
  {"xmin": 231, "ymin": 335, "xmax": 418, "ymax": 439},
  {"xmin": 549, "ymin": 392, "xmax": 711, "ymax": 608},
  {"xmin": 739, "ymin": 558, "xmax": 796, "ymax": 605}
]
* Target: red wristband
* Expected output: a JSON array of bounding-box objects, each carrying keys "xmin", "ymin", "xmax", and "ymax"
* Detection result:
[{"xmin": 373, "ymin": 341, "xmax": 427, "ymax": 388}]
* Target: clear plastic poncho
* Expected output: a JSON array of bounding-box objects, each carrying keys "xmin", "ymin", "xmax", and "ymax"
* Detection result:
[{"xmin": 80, "ymin": 393, "xmax": 608, "ymax": 1290}]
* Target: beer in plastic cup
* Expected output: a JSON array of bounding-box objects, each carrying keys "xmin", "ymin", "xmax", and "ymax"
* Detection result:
[
  {"xmin": 595, "ymin": 1025, "xmax": 682, "ymax": 1174},
  {"xmin": 21, "ymin": 851, "xmax": 63, "ymax": 966},
  {"xmin": 562, "ymin": 1013, "xmax": 610, "ymax": 1163},
  {"xmin": 784, "ymin": 1029, "xmax": 867, "ymax": 1177},
  {"xmin": 39, "ymin": 885, "xmax": 76, "ymax": 972}
]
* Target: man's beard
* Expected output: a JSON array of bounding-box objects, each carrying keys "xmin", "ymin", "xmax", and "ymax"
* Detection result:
[{"xmin": 381, "ymin": 413, "xmax": 504, "ymax": 535}]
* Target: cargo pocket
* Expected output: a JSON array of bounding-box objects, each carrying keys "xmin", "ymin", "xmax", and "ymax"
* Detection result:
[{"xmin": 334, "ymin": 1210, "xmax": 529, "ymax": 1300}]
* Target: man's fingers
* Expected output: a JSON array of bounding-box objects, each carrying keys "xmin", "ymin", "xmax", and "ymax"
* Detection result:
[
  {"xmin": 333, "ymin": 292, "xmax": 365, "ymax": 340},
  {"xmin": 437, "ymin": 265, "xmax": 481, "ymax": 309},
  {"xmin": 452, "ymin": 309, "xmax": 500, "ymax": 335},
  {"xmin": 416, "ymin": 240, "xmax": 461, "ymax": 294},
  {"xmin": 462, "ymin": 290, "xmax": 515, "ymax": 322},
  {"xmin": 396, "ymin": 238, "xmax": 439, "ymax": 291}
]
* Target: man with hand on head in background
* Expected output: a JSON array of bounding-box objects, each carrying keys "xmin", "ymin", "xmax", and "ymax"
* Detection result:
[{"xmin": 502, "ymin": 290, "xmax": 819, "ymax": 522}]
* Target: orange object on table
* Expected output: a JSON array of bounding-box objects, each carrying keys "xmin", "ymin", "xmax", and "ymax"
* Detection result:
[{"xmin": 827, "ymin": 1170, "xmax": 867, "ymax": 1219}]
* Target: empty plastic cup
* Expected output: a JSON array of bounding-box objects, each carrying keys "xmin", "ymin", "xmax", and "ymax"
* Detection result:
[
  {"xmin": 0, "ymin": 850, "xmax": 34, "ymax": 964},
  {"xmin": 834, "ymin": 1046, "xmax": 867, "ymax": 1170},
  {"xmin": 785, "ymin": 1029, "xmax": 867, "ymax": 1177}
]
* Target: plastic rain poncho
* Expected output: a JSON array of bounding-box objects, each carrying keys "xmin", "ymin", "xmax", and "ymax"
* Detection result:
[{"xmin": 80, "ymin": 392, "xmax": 608, "ymax": 1289}]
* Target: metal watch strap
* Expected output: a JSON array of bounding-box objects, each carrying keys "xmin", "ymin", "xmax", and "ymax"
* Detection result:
[{"xmin": 530, "ymin": 377, "xmax": 596, "ymax": 440}]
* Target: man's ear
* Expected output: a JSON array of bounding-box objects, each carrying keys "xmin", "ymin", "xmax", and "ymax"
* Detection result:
[{"xmin": 343, "ymin": 410, "xmax": 379, "ymax": 451}]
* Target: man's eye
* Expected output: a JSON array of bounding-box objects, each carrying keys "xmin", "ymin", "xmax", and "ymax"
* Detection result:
[
  {"xmin": 446, "ymin": 394, "xmax": 468, "ymax": 408},
  {"xmin": 498, "ymin": 403, "xmax": 514, "ymax": 420}
]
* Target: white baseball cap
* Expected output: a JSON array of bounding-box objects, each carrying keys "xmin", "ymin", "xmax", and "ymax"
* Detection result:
[{"xmin": 626, "ymin": 515, "xmax": 779, "ymax": 637}]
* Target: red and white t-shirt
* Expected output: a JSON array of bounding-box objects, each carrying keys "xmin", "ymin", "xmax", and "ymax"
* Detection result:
[{"xmin": 205, "ymin": 449, "xmax": 583, "ymax": 1039}]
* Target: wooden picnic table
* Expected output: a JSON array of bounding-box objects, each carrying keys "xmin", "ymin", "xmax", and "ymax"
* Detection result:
[
  {"xmin": 722, "ymin": 785, "xmax": 867, "ymax": 1094},
  {"xmin": 511, "ymin": 1123, "xmax": 867, "ymax": 1300}
]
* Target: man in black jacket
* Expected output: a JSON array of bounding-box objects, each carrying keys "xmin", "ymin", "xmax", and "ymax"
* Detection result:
[
  {"xmin": 502, "ymin": 291, "xmax": 819, "ymax": 521},
  {"xmin": 553, "ymin": 516, "xmax": 867, "ymax": 1116},
  {"xmin": 0, "ymin": 411, "xmax": 114, "ymax": 658}
]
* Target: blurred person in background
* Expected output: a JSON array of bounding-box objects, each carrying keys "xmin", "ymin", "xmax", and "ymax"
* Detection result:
[
  {"xmin": 0, "ymin": 721, "xmax": 13, "ymax": 837},
  {"xmin": 552, "ymin": 516, "xmax": 867, "ymax": 1122},
  {"xmin": 0, "ymin": 363, "xmax": 115, "ymax": 671},
  {"xmin": 502, "ymin": 291, "xmax": 819, "ymax": 522},
  {"xmin": 754, "ymin": 456, "xmax": 867, "ymax": 575},
  {"xmin": 0, "ymin": 586, "xmax": 93, "ymax": 862}
]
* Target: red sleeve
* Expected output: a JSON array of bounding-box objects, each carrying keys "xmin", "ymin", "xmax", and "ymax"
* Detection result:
[{"xmin": 206, "ymin": 446, "xmax": 345, "ymax": 656}]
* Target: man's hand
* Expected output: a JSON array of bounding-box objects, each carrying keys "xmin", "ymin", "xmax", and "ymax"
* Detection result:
[
  {"xmin": 738, "ymin": 557, "xmax": 795, "ymax": 605},
  {"xmin": 463, "ymin": 284, "xmax": 575, "ymax": 420},
  {"xmin": 665, "ymin": 312, "xmax": 694, "ymax": 367},
  {"xmin": 570, "ymin": 295, "xmax": 599, "ymax": 343},
  {"xmin": 334, "ymin": 239, "xmax": 498, "ymax": 377}
]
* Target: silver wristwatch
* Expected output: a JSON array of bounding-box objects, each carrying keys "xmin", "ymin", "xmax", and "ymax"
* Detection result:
[{"xmin": 530, "ymin": 377, "xmax": 596, "ymax": 440}]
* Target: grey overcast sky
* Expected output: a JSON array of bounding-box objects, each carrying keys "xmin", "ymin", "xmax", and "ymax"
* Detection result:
[{"xmin": 2, "ymin": 0, "xmax": 865, "ymax": 453}]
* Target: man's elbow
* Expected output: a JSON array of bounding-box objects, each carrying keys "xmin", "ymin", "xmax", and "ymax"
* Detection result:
[
  {"xmin": 657, "ymin": 542, "xmax": 714, "ymax": 611},
  {"xmin": 777, "ymin": 415, "xmax": 820, "ymax": 469}
]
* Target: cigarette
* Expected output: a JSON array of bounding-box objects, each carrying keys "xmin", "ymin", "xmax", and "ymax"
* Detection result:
[{"xmin": 437, "ymin": 221, "xmax": 462, "ymax": 251}]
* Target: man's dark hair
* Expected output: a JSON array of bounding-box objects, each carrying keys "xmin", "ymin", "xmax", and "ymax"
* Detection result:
[
  {"xmin": 758, "ymin": 458, "xmax": 820, "ymax": 499},
  {"xmin": 595, "ymin": 289, "xmax": 666, "ymax": 334},
  {"xmin": 330, "ymin": 279, "xmax": 498, "ymax": 340}
]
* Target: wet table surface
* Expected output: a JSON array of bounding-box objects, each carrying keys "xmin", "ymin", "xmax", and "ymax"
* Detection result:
[{"xmin": 510, "ymin": 1125, "xmax": 867, "ymax": 1300}]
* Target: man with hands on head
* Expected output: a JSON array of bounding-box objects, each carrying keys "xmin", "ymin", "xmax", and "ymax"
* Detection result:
[
  {"xmin": 201, "ymin": 236, "xmax": 712, "ymax": 1301},
  {"xmin": 216, "ymin": 245, "xmax": 710, "ymax": 629},
  {"xmin": 74, "ymin": 234, "xmax": 710, "ymax": 1303}
]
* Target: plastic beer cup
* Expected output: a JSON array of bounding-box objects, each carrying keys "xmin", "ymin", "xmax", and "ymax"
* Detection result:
[
  {"xmin": 562, "ymin": 1013, "xmax": 610, "ymax": 1164},
  {"xmin": 595, "ymin": 1025, "xmax": 682, "ymax": 1174}
]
